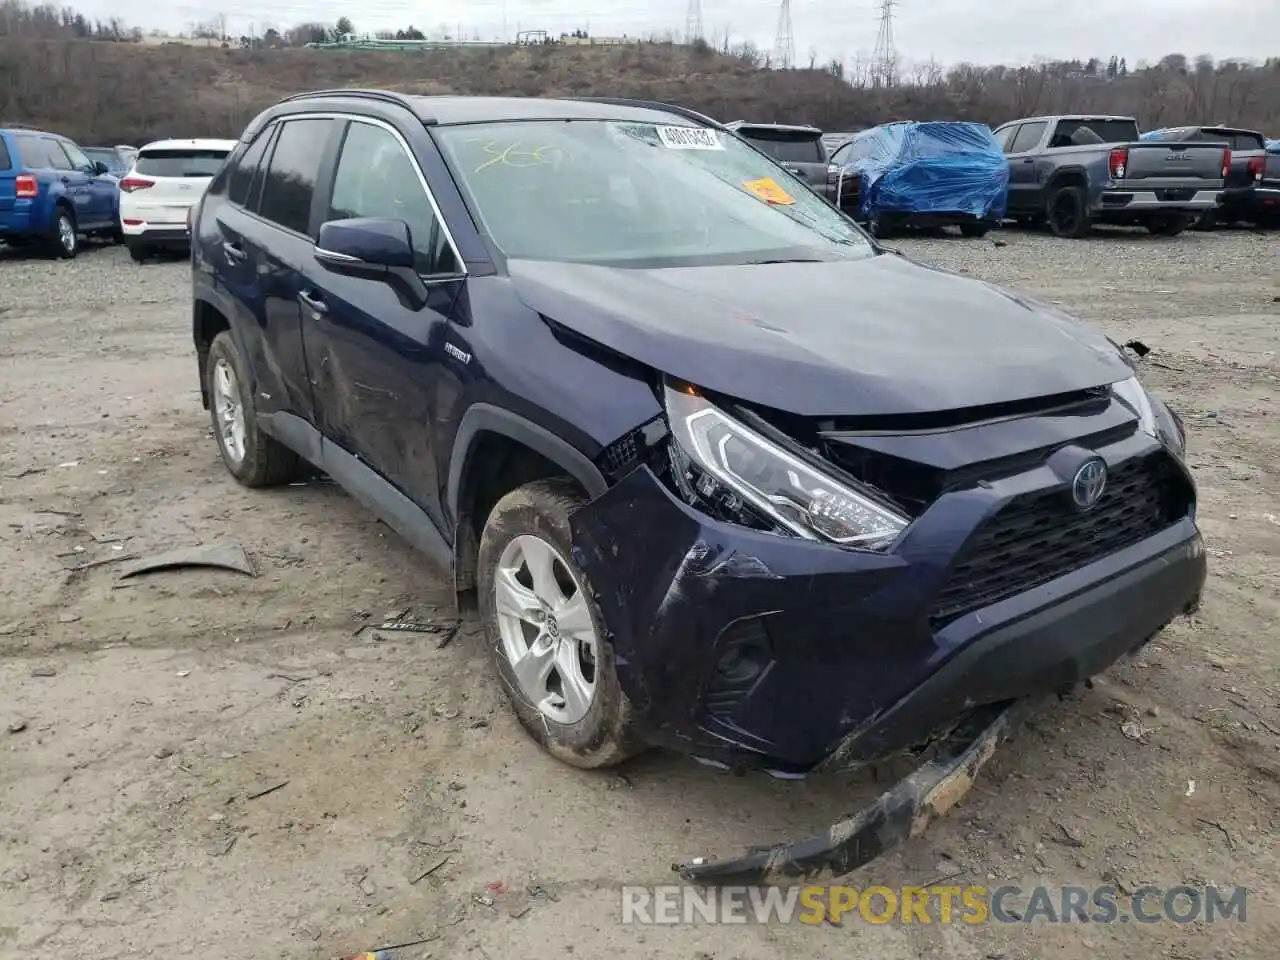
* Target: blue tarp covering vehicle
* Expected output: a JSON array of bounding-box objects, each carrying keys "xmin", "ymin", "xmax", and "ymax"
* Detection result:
[{"xmin": 828, "ymin": 121, "xmax": 1009, "ymax": 237}]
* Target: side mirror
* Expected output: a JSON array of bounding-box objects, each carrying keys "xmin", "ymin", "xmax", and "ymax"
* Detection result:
[
  {"xmin": 314, "ymin": 217, "xmax": 429, "ymax": 310},
  {"xmin": 315, "ymin": 217, "xmax": 415, "ymax": 274}
]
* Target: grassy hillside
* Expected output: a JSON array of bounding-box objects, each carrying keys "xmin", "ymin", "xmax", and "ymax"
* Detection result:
[{"xmin": 0, "ymin": 40, "xmax": 864, "ymax": 143}]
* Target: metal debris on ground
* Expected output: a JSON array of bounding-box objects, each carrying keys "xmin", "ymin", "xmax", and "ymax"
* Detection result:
[
  {"xmin": 245, "ymin": 780, "xmax": 289, "ymax": 800},
  {"xmin": 7, "ymin": 719, "xmax": 27, "ymax": 734},
  {"xmin": 410, "ymin": 857, "xmax": 450, "ymax": 884},
  {"xmin": 360, "ymin": 610, "xmax": 461, "ymax": 648},
  {"xmin": 117, "ymin": 543, "xmax": 257, "ymax": 580}
]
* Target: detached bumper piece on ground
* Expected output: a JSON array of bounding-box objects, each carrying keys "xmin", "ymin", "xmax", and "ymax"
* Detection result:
[{"xmin": 675, "ymin": 697, "xmax": 1041, "ymax": 885}]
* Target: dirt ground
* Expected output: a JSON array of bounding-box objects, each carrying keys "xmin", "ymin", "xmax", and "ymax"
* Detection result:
[{"xmin": 1, "ymin": 228, "xmax": 1278, "ymax": 959}]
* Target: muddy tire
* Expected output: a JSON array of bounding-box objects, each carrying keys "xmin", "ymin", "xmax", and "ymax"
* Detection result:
[
  {"xmin": 205, "ymin": 331, "xmax": 304, "ymax": 488},
  {"xmin": 1047, "ymin": 185, "xmax": 1091, "ymax": 239},
  {"xmin": 478, "ymin": 477, "xmax": 643, "ymax": 769}
]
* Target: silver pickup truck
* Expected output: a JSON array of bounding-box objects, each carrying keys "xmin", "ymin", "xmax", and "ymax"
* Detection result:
[{"xmin": 992, "ymin": 115, "xmax": 1226, "ymax": 237}]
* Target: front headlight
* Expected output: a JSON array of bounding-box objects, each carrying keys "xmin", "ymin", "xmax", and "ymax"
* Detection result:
[
  {"xmin": 1112, "ymin": 376, "xmax": 1158, "ymax": 438},
  {"xmin": 1113, "ymin": 376, "xmax": 1185, "ymax": 455},
  {"xmin": 664, "ymin": 383, "xmax": 908, "ymax": 549}
]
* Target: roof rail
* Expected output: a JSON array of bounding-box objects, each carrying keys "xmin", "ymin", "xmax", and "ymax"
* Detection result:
[
  {"xmin": 274, "ymin": 88, "xmax": 421, "ymax": 115},
  {"xmin": 565, "ymin": 97, "xmax": 725, "ymax": 130}
]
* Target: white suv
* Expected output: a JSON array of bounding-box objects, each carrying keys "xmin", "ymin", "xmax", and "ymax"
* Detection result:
[{"xmin": 119, "ymin": 138, "xmax": 236, "ymax": 262}]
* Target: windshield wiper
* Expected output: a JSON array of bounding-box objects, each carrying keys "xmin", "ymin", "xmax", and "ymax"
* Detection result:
[{"xmin": 745, "ymin": 257, "xmax": 827, "ymax": 264}]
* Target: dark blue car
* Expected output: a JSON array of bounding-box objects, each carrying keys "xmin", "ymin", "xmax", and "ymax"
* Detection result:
[
  {"xmin": 191, "ymin": 92, "xmax": 1205, "ymax": 883},
  {"xmin": 0, "ymin": 125, "xmax": 121, "ymax": 257}
]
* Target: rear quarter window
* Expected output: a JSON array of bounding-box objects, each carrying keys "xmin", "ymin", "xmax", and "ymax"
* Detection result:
[{"xmin": 136, "ymin": 149, "xmax": 231, "ymax": 178}]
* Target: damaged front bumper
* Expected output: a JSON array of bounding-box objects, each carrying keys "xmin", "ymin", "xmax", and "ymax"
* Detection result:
[
  {"xmin": 674, "ymin": 696, "xmax": 1042, "ymax": 885},
  {"xmin": 569, "ymin": 461, "xmax": 1205, "ymax": 774}
]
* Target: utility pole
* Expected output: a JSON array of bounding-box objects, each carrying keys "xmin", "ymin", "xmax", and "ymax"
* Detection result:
[{"xmin": 772, "ymin": 0, "xmax": 794, "ymax": 69}]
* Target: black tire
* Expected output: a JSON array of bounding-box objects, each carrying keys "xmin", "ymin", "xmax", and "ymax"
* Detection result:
[
  {"xmin": 1191, "ymin": 210, "xmax": 1217, "ymax": 231},
  {"xmin": 49, "ymin": 207, "xmax": 78, "ymax": 259},
  {"xmin": 478, "ymin": 477, "xmax": 644, "ymax": 770},
  {"xmin": 205, "ymin": 331, "xmax": 304, "ymax": 487},
  {"xmin": 959, "ymin": 221, "xmax": 991, "ymax": 238},
  {"xmin": 1047, "ymin": 185, "xmax": 1091, "ymax": 238},
  {"xmin": 127, "ymin": 238, "xmax": 148, "ymax": 263},
  {"xmin": 1145, "ymin": 214, "xmax": 1189, "ymax": 237}
]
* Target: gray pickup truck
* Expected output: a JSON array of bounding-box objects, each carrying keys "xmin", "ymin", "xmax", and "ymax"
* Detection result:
[
  {"xmin": 1141, "ymin": 125, "xmax": 1280, "ymax": 228},
  {"xmin": 992, "ymin": 115, "xmax": 1226, "ymax": 237}
]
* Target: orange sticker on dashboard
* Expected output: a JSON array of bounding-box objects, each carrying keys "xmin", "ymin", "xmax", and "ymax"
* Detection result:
[{"xmin": 742, "ymin": 177, "xmax": 795, "ymax": 205}]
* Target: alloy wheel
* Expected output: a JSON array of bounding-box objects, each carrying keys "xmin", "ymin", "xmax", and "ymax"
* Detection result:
[
  {"xmin": 493, "ymin": 534, "xmax": 599, "ymax": 724},
  {"xmin": 212, "ymin": 357, "xmax": 246, "ymax": 464}
]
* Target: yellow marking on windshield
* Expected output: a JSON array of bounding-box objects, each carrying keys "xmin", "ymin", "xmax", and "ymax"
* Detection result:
[
  {"xmin": 466, "ymin": 139, "xmax": 570, "ymax": 173},
  {"xmin": 742, "ymin": 177, "xmax": 795, "ymax": 205}
]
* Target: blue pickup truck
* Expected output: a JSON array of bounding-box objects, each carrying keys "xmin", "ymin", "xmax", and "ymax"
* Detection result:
[{"xmin": 0, "ymin": 125, "xmax": 121, "ymax": 258}]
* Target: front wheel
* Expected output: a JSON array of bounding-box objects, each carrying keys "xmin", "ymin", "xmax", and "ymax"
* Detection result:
[
  {"xmin": 205, "ymin": 331, "xmax": 304, "ymax": 487},
  {"xmin": 477, "ymin": 478, "xmax": 643, "ymax": 769}
]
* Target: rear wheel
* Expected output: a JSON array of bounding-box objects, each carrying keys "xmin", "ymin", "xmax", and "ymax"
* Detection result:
[
  {"xmin": 1145, "ymin": 214, "xmax": 1190, "ymax": 237},
  {"xmin": 127, "ymin": 238, "xmax": 148, "ymax": 263},
  {"xmin": 1047, "ymin": 186, "xmax": 1091, "ymax": 238},
  {"xmin": 49, "ymin": 208, "xmax": 78, "ymax": 259},
  {"xmin": 478, "ymin": 478, "xmax": 643, "ymax": 769},
  {"xmin": 205, "ymin": 331, "xmax": 304, "ymax": 487}
]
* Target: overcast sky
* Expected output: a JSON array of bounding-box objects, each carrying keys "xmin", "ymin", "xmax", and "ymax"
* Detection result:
[{"xmin": 74, "ymin": 0, "xmax": 1276, "ymax": 68}]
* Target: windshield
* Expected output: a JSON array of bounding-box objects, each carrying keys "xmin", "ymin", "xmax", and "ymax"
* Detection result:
[
  {"xmin": 433, "ymin": 119, "xmax": 874, "ymax": 268},
  {"xmin": 135, "ymin": 148, "xmax": 230, "ymax": 178}
]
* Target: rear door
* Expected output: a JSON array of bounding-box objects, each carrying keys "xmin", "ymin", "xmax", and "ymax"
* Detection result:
[
  {"xmin": 133, "ymin": 145, "xmax": 233, "ymax": 224},
  {"xmin": 302, "ymin": 116, "xmax": 466, "ymax": 528},
  {"xmin": 38, "ymin": 138, "xmax": 96, "ymax": 224},
  {"xmin": 236, "ymin": 118, "xmax": 344, "ymax": 428},
  {"xmin": 1003, "ymin": 121, "xmax": 1048, "ymax": 213},
  {"xmin": 0, "ymin": 136, "xmax": 14, "ymax": 222}
]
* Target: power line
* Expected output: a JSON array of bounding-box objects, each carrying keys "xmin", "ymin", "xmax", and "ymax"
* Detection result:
[
  {"xmin": 772, "ymin": 0, "xmax": 794, "ymax": 69},
  {"xmin": 872, "ymin": 0, "xmax": 897, "ymax": 87},
  {"xmin": 684, "ymin": 0, "xmax": 703, "ymax": 43}
]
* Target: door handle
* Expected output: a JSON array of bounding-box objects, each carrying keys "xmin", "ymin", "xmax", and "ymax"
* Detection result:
[
  {"xmin": 222, "ymin": 241, "xmax": 246, "ymax": 263},
  {"xmin": 298, "ymin": 289, "xmax": 327, "ymax": 316},
  {"xmin": 1021, "ymin": 158, "xmax": 1034, "ymax": 164}
]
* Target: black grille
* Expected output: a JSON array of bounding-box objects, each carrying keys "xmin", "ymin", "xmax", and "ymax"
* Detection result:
[
  {"xmin": 599, "ymin": 431, "xmax": 639, "ymax": 478},
  {"xmin": 930, "ymin": 452, "xmax": 1190, "ymax": 629}
]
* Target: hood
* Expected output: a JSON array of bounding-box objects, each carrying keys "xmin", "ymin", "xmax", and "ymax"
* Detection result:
[{"xmin": 506, "ymin": 253, "xmax": 1132, "ymax": 418}]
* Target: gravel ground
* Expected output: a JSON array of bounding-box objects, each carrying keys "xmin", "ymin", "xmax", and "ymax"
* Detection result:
[{"xmin": 1, "ymin": 228, "xmax": 1278, "ymax": 960}]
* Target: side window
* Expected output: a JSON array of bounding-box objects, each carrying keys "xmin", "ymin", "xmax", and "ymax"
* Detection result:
[
  {"xmin": 257, "ymin": 118, "xmax": 336, "ymax": 236},
  {"xmin": 15, "ymin": 135, "xmax": 52, "ymax": 168},
  {"xmin": 62, "ymin": 141, "xmax": 91, "ymax": 171},
  {"xmin": 993, "ymin": 126, "xmax": 1018, "ymax": 152},
  {"xmin": 829, "ymin": 144, "xmax": 850, "ymax": 164},
  {"xmin": 1010, "ymin": 122, "xmax": 1046, "ymax": 153},
  {"xmin": 0, "ymin": 137, "xmax": 10, "ymax": 171},
  {"xmin": 228, "ymin": 126, "xmax": 274, "ymax": 209},
  {"xmin": 327, "ymin": 120, "xmax": 460, "ymax": 275},
  {"xmin": 43, "ymin": 139, "xmax": 74, "ymax": 170}
]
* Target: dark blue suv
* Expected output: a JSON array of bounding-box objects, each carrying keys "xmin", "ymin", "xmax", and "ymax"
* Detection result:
[
  {"xmin": 0, "ymin": 125, "xmax": 121, "ymax": 257},
  {"xmin": 192, "ymin": 91, "xmax": 1205, "ymax": 882}
]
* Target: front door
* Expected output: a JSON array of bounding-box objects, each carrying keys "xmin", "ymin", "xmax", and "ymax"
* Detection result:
[
  {"xmin": 1002, "ymin": 121, "xmax": 1049, "ymax": 214},
  {"xmin": 300, "ymin": 117, "xmax": 467, "ymax": 531}
]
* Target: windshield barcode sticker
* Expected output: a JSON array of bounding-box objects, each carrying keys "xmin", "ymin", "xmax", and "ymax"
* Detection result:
[{"xmin": 655, "ymin": 126, "xmax": 723, "ymax": 150}]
